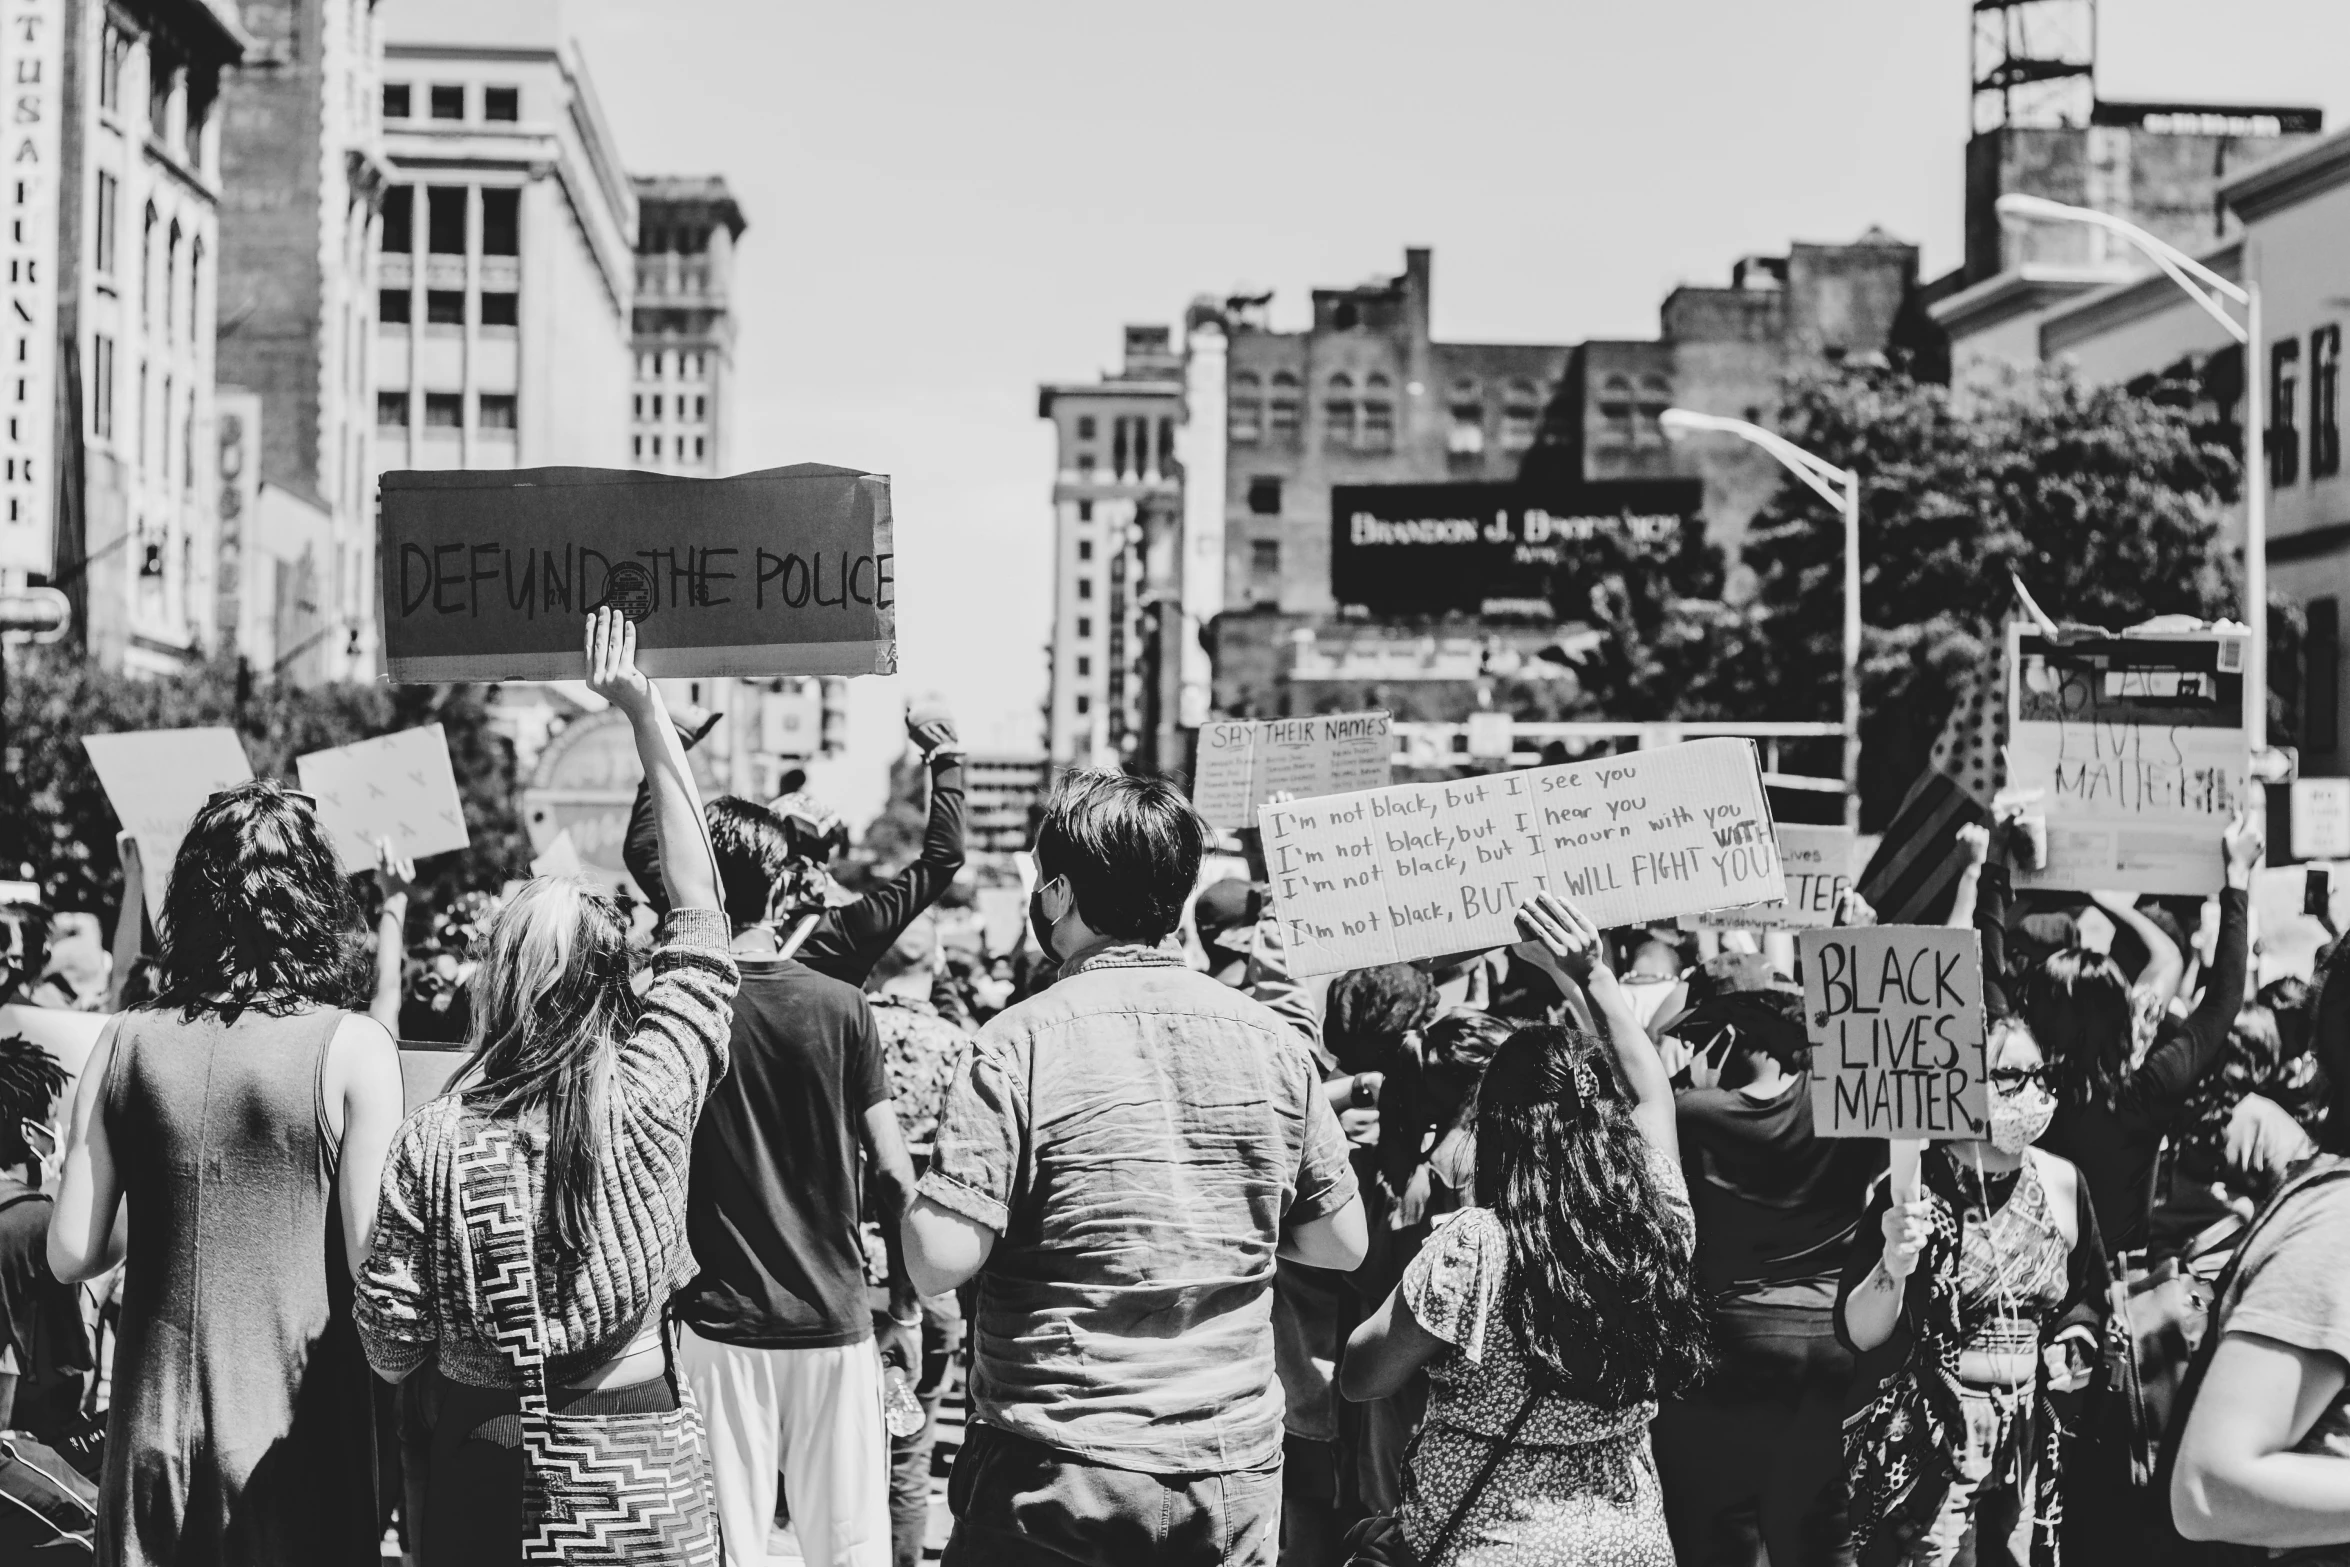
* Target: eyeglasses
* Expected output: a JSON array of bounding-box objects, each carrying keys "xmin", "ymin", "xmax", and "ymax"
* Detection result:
[{"xmin": 1986, "ymin": 1066, "xmax": 2048, "ymax": 1091}]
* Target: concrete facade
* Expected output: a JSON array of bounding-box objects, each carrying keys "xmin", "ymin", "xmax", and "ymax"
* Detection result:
[
  {"xmin": 214, "ymin": 0, "xmax": 384, "ymax": 680},
  {"xmin": 60, "ymin": 0, "xmax": 247, "ymax": 675},
  {"xmin": 1035, "ymin": 327, "xmax": 1181, "ymax": 768},
  {"xmin": 629, "ymin": 175, "xmax": 742, "ymax": 477}
]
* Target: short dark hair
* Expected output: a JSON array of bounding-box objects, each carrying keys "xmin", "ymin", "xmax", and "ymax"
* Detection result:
[
  {"xmin": 153, "ymin": 778, "xmax": 358, "ymax": 1019},
  {"xmin": 1035, "ymin": 770, "xmax": 1203, "ymax": 943},
  {"xmin": 705, "ymin": 796, "xmax": 792, "ymax": 926},
  {"xmin": 0, "ymin": 1035, "xmax": 66, "ymax": 1171}
]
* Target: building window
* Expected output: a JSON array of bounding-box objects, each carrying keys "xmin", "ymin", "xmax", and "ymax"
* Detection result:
[
  {"xmin": 98, "ymin": 23, "xmax": 123, "ymax": 113},
  {"xmin": 632, "ymin": 393, "xmax": 643, "ymax": 418},
  {"xmin": 651, "ymin": 394, "xmax": 664, "ymax": 419},
  {"xmin": 480, "ymin": 290, "xmax": 519, "ymax": 327},
  {"xmin": 2314, "ymin": 325, "xmax": 2342, "ymax": 480},
  {"xmin": 1076, "ymin": 656, "xmax": 1091, "ymax": 676},
  {"xmin": 651, "ymin": 436, "xmax": 663, "ymax": 457},
  {"xmin": 632, "ymin": 435, "xmax": 643, "ymax": 458},
  {"xmin": 377, "ymin": 392, "xmax": 409, "ymax": 428},
  {"xmin": 1449, "ymin": 402, "xmax": 1484, "ymax": 455},
  {"xmin": 1077, "ymin": 617, "xmax": 1092, "ymax": 638},
  {"xmin": 94, "ymin": 173, "xmax": 116, "ymax": 276},
  {"xmin": 1075, "ymin": 416, "xmax": 1096, "ymax": 440},
  {"xmin": 484, "ymin": 86, "xmax": 519, "ymax": 122},
  {"xmin": 693, "ymin": 395, "xmax": 706, "ymax": 419},
  {"xmin": 429, "ymin": 84, "xmax": 464, "ymax": 120},
  {"xmin": 1247, "ymin": 476, "xmax": 1282, "ymax": 515},
  {"xmin": 1251, "ymin": 539, "xmax": 1281, "ymax": 579},
  {"xmin": 135, "ymin": 362, "xmax": 146, "ymax": 470},
  {"xmin": 140, "ymin": 204, "xmax": 155, "ymax": 330},
  {"xmin": 1077, "ymin": 539, "xmax": 1093, "ymax": 561},
  {"xmin": 1361, "ymin": 400, "xmax": 1394, "ymax": 451},
  {"xmin": 1502, "ymin": 377, "xmax": 1541, "ymax": 451},
  {"xmin": 187, "ymin": 241, "xmax": 201, "ymax": 343},
  {"xmin": 481, "ymin": 188, "xmax": 519, "ymax": 257},
  {"xmin": 1075, "ymin": 694, "xmax": 1091, "ymax": 715},
  {"xmin": 92, "ymin": 336, "xmax": 112, "ymax": 439},
  {"xmin": 381, "ymin": 186, "xmax": 412, "ymax": 253},
  {"xmin": 2273, "ymin": 336, "xmax": 2302, "ymax": 487},
  {"xmin": 1077, "ymin": 500, "xmax": 1092, "ymax": 522},
  {"xmin": 2310, "ymin": 596, "xmax": 2341, "ymax": 755},
  {"xmin": 1637, "ymin": 375, "xmax": 1672, "ymax": 446},
  {"xmin": 478, "ymin": 394, "xmax": 517, "ymax": 430},
  {"xmin": 163, "ymin": 223, "xmax": 178, "ymax": 338},
  {"xmin": 1077, "ymin": 578, "xmax": 1093, "ymax": 600},
  {"xmin": 694, "ymin": 435, "xmax": 705, "ymax": 459},
  {"xmin": 379, "ymin": 287, "xmax": 411, "ymax": 324},
  {"xmin": 1075, "ymin": 454, "xmax": 1094, "ymax": 474},
  {"xmin": 148, "ymin": 49, "xmax": 175, "ymax": 138},
  {"xmin": 425, "ymin": 289, "xmax": 464, "ymax": 325},
  {"xmin": 1324, "ymin": 376, "xmax": 1355, "ymax": 448},
  {"xmin": 423, "ymin": 393, "xmax": 462, "ymax": 428},
  {"xmin": 383, "ymin": 83, "xmax": 410, "ymax": 119},
  {"xmin": 426, "ymin": 187, "xmax": 466, "ymax": 255}
]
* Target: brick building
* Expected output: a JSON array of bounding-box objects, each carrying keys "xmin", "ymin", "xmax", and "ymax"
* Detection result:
[
  {"xmin": 629, "ymin": 175, "xmax": 743, "ymax": 477},
  {"xmin": 214, "ymin": 0, "xmax": 385, "ymax": 682}
]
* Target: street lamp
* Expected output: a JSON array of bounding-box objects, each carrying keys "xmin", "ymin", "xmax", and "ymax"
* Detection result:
[
  {"xmin": 1659, "ymin": 408, "xmax": 1861, "ymax": 830},
  {"xmin": 1994, "ymin": 191, "xmax": 2267, "ymax": 751}
]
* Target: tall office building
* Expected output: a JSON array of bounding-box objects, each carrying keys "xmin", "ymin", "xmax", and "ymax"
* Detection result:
[
  {"xmin": 214, "ymin": 0, "xmax": 386, "ymax": 682},
  {"xmin": 44, "ymin": 0, "xmax": 248, "ymax": 674},
  {"xmin": 630, "ymin": 176, "xmax": 743, "ymax": 476}
]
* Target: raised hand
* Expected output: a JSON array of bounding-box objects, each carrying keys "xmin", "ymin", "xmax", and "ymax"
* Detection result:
[
  {"xmin": 1513, "ymin": 891, "xmax": 1603, "ymax": 982},
  {"xmin": 584, "ymin": 608, "xmax": 652, "ymax": 716}
]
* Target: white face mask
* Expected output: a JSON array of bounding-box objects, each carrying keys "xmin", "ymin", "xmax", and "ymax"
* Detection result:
[{"xmin": 1987, "ymin": 1082, "xmax": 2056, "ymax": 1154}]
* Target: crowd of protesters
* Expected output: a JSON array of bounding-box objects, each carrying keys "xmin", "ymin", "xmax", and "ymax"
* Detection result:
[{"xmin": 0, "ymin": 609, "xmax": 2345, "ymax": 1566}]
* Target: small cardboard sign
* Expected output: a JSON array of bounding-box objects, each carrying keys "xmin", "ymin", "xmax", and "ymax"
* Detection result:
[
  {"xmin": 2291, "ymin": 778, "xmax": 2350, "ymax": 861},
  {"xmin": 1683, "ymin": 825, "xmax": 1856, "ymax": 931},
  {"xmin": 1800, "ymin": 926, "xmax": 1988, "ymax": 1140},
  {"xmin": 82, "ymin": 728, "xmax": 254, "ymax": 914},
  {"xmin": 296, "ymin": 724, "xmax": 471, "ymax": 873},
  {"xmin": 1258, "ymin": 737, "xmax": 1783, "ymax": 979},
  {"xmin": 378, "ymin": 463, "xmax": 897, "ymax": 682},
  {"xmin": 1192, "ymin": 712, "xmax": 1392, "ymax": 830}
]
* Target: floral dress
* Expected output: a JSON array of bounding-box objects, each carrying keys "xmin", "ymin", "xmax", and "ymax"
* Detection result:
[{"xmin": 1397, "ymin": 1154, "xmax": 1693, "ymax": 1567}]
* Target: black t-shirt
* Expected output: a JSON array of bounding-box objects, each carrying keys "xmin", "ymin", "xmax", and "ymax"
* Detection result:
[
  {"xmin": 678, "ymin": 958, "xmax": 889, "ymax": 1348},
  {"xmin": 1677, "ymin": 1072, "xmax": 1886, "ymax": 1298},
  {"xmin": 0, "ymin": 1181, "xmax": 91, "ymax": 1440}
]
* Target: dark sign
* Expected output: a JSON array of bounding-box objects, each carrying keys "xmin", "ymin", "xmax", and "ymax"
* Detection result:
[
  {"xmin": 2092, "ymin": 101, "xmax": 2322, "ymax": 137},
  {"xmin": 1330, "ymin": 480, "xmax": 1702, "ymax": 616}
]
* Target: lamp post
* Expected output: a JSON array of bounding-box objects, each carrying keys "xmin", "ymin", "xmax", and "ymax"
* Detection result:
[
  {"xmin": 1660, "ymin": 409, "xmax": 1861, "ymax": 830},
  {"xmin": 1994, "ymin": 192, "xmax": 2266, "ymax": 752}
]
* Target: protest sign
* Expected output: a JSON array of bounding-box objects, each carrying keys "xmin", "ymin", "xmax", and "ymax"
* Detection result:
[
  {"xmin": 1192, "ymin": 712, "xmax": 1392, "ymax": 829},
  {"xmin": 82, "ymin": 728, "xmax": 254, "ymax": 914},
  {"xmin": 529, "ymin": 830, "xmax": 585, "ymax": 880},
  {"xmin": 1683, "ymin": 825, "xmax": 1856, "ymax": 930},
  {"xmin": 1258, "ymin": 737, "xmax": 1783, "ymax": 979},
  {"xmin": 378, "ymin": 463, "xmax": 897, "ymax": 682},
  {"xmin": 296, "ymin": 724, "xmax": 470, "ymax": 873},
  {"xmin": 1800, "ymin": 926, "xmax": 1988, "ymax": 1140},
  {"xmin": 2007, "ymin": 625, "xmax": 2250, "ymax": 895},
  {"xmin": 2291, "ymin": 778, "xmax": 2350, "ymax": 861}
]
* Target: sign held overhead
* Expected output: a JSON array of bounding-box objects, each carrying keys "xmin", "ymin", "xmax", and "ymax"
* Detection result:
[{"xmin": 1191, "ymin": 712, "xmax": 1391, "ymax": 830}]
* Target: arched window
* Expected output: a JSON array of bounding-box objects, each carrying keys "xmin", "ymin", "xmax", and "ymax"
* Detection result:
[
  {"xmin": 1328, "ymin": 372, "xmax": 1354, "ymax": 391},
  {"xmin": 164, "ymin": 222, "xmax": 180, "ymax": 338},
  {"xmin": 1450, "ymin": 376, "xmax": 1479, "ymax": 399},
  {"xmin": 141, "ymin": 204, "xmax": 158, "ymax": 331},
  {"xmin": 1324, "ymin": 372, "xmax": 1355, "ymax": 449},
  {"xmin": 1501, "ymin": 378, "xmax": 1540, "ymax": 452},
  {"xmin": 1271, "ymin": 370, "xmax": 1299, "ymax": 388},
  {"xmin": 1229, "ymin": 371, "xmax": 1262, "ymax": 443},
  {"xmin": 1268, "ymin": 370, "xmax": 1300, "ymax": 438},
  {"xmin": 1597, "ymin": 375, "xmax": 1634, "ymax": 448},
  {"xmin": 1636, "ymin": 375, "xmax": 1673, "ymax": 446},
  {"xmin": 1366, "ymin": 370, "xmax": 1391, "ymax": 390},
  {"xmin": 187, "ymin": 239, "xmax": 202, "ymax": 344}
]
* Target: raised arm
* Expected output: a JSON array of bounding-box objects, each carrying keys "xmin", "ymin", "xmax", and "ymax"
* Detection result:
[
  {"xmin": 587, "ymin": 610, "xmax": 721, "ymax": 916},
  {"xmin": 2092, "ymin": 888, "xmax": 2186, "ymax": 1019},
  {"xmin": 805, "ymin": 717, "xmax": 966, "ymax": 983},
  {"xmin": 370, "ymin": 839, "xmax": 416, "ymax": 1038},
  {"xmin": 1514, "ymin": 893, "xmax": 1676, "ymax": 1160},
  {"xmin": 2139, "ymin": 813, "xmax": 2260, "ymax": 1118}
]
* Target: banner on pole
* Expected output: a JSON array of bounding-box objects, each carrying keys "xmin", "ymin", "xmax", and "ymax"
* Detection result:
[
  {"xmin": 1259, "ymin": 738, "xmax": 1783, "ymax": 979},
  {"xmin": 2006, "ymin": 625, "xmax": 2249, "ymax": 895},
  {"xmin": 1683, "ymin": 825, "xmax": 1857, "ymax": 930},
  {"xmin": 1800, "ymin": 926, "xmax": 1987, "ymax": 1140},
  {"xmin": 378, "ymin": 464, "xmax": 897, "ymax": 682},
  {"xmin": 82, "ymin": 729, "xmax": 254, "ymax": 914},
  {"xmin": 296, "ymin": 724, "xmax": 471, "ymax": 873},
  {"xmin": 1192, "ymin": 712, "xmax": 1391, "ymax": 830}
]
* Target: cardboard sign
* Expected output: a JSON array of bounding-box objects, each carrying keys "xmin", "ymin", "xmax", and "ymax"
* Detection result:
[
  {"xmin": 82, "ymin": 728, "xmax": 254, "ymax": 914},
  {"xmin": 1258, "ymin": 738, "xmax": 1783, "ymax": 979},
  {"xmin": 1684, "ymin": 825, "xmax": 1857, "ymax": 930},
  {"xmin": 2007, "ymin": 626, "xmax": 2250, "ymax": 895},
  {"xmin": 2291, "ymin": 778, "xmax": 2350, "ymax": 861},
  {"xmin": 1192, "ymin": 712, "xmax": 1392, "ymax": 829},
  {"xmin": 378, "ymin": 464, "xmax": 897, "ymax": 682},
  {"xmin": 1800, "ymin": 927, "xmax": 1988, "ymax": 1140},
  {"xmin": 529, "ymin": 829, "xmax": 584, "ymax": 880},
  {"xmin": 296, "ymin": 724, "xmax": 471, "ymax": 873}
]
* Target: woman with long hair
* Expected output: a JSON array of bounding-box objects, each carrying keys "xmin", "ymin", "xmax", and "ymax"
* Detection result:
[
  {"xmin": 48, "ymin": 777, "xmax": 406, "ymax": 1565},
  {"xmin": 1341, "ymin": 893, "xmax": 1709, "ymax": 1566},
  {"xmin": 356, "ymin": 611, "xmax": 738, "ymax": 1566},
  {"xmin": 1838, "ymin": 1016, "xmax": 2111, "ymax": 1567}
]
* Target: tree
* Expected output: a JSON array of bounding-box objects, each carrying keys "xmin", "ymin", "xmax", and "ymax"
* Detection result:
[
  {"xmin": 1, "ymin": 650, "xmax": 531, "ymax": 921},
  {"xmin": 1711, "ymin": 361, "xmax": 2242, "ymax": 825}
]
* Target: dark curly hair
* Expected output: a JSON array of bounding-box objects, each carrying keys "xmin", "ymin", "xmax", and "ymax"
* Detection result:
[
  {"xmin": 2024, "ymin": 947, "xmax": 2134, "ymax": 1112},
  {"xmin": 148, "ymin": 779, "xmax": 360, "ymax": 1021},
  {"xmin": 1474, "ymin": 1024, "xmax": 1711, "ymax": 1405},
  {"xmin": 1323, "ymin": 963, "xmax": 1435, "ymax": 1075},
  {"xmin": 0, "ymin": 1034, "xmax": 68, "ymax": 1171}
]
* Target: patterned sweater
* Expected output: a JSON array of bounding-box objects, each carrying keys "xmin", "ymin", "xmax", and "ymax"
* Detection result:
[{"xmin": 356, "ymin": 909, "xmax": 740, "ymax": 1387}]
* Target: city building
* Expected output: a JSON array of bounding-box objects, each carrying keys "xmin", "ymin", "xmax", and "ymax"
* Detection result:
[
  {"xmin": 214, "ymin": 0, "xmax": 386, "ymax": 682},
  {"xmin": 1035, "ymin": 326, "xmax": 1182, "ymax": 768},
  {"xmin": 1930, "ymin": 0, "xmax": 2319, "ymax": 374},
  {"xmin": 373, "ymin": 0, "xmax": 635, "ymax": 488},
  {"xmin": 963, "ymin": 753, "xmax": 1051, "ymax": 854},
  {"xmin": 630, "ymin": 175, "xmax": 743, "ymax": 476},
  {"xmin": 41, "ymin": 0, "xmax": 250, "ymax": 674}
]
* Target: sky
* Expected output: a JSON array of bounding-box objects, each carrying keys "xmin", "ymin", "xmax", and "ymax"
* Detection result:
[{"xmin": 558, "ymin": 0, "xmax": 2350, "ymax": 825}]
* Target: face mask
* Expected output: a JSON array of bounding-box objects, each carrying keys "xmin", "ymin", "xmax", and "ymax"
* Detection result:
[
  {"xmin": 1028, "ymin": 881, "xmax": 1062, "ymax": 962},
  {"xmin": 1987, "ymin": 1082, "xmax": 2056, "ymax": 1153}
]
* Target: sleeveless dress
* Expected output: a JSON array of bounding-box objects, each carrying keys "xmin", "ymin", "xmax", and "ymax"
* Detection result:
[{"xmin": 98, "ymin": 1005, "xmax": 380, "ymax": 1566}]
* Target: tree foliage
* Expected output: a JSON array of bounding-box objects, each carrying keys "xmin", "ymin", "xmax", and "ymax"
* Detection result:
[
  {"xmin": 1704, "ymin": 361, "xmax": 2242, "ymax": 824},
  {"xmin": 1, "ymin": 651, "xmax": 532, "ymax": 921}
]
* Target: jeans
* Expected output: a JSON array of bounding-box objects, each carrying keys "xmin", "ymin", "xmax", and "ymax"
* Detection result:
[
  {"xmin": 1653, "ymin": 1293, "xmax": 1856, "ymax": 1567},
  {"xmin": 890, "ymin": 1298, "xmax": 962, "ymax": 1567},
  {"xmin": 942, "ymin": 1423, "xmax": 1281, "ymax": 1567}
]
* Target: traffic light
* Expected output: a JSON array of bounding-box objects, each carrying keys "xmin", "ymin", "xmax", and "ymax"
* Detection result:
[{"xmin": 0, "ymin": 587, "xmax": 67, "ymax": 644}]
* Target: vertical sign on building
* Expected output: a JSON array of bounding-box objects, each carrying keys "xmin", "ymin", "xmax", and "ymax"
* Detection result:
[
  {"xmin": 0, "ymin": 0, "xmax": 59, "ymax": 574},
  {"xmin": 215, "ymin": 391, "xmax": 261, "ymax": 650}
]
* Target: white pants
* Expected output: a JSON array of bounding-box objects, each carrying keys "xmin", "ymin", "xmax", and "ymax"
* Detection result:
[{"xmin": 680, "ymin": 1326, "xmax": 891, "ymax": 1567}]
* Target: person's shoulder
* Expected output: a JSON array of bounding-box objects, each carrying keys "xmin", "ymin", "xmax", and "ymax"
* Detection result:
[
  {"xmin": 1428, "ymin": 1204, "xmax": 1506, "ymax": 1260},
  {"xmin": 2245, "ymin": 1160, "xmax": 2350, "ymax": 1255}
]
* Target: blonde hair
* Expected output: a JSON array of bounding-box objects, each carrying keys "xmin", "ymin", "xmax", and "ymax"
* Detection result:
[{"xmin": 461, "ymin": 877, "xmax": 639, "ymax": 1257}]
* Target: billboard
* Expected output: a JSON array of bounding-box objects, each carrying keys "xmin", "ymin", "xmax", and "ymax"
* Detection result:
[{"xmin": 1329, "ymin": 480, "xmax": 1701, "ymax": 616}]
